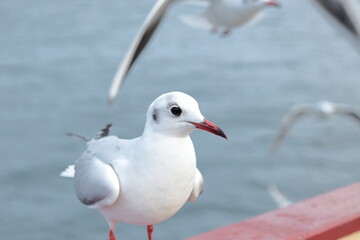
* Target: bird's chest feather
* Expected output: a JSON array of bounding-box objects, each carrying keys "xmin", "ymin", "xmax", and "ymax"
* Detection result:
[
  {"xmin": 208, "ymin": 2, "xmax": 260, "ymax": 26},
  {"xmin": 128, "ymin": 138, "xmax": 196, "ymax": 194},
  {"xmin": 105, "ymin": 138, "xmax": 197, "ymax": 224}
]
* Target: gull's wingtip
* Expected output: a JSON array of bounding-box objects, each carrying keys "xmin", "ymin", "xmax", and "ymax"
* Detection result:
[
  {"xmin": 108, "ymin": 86, "xmax": 119, "ymax": 104},
  {"xmin": 108, "ymin": 95, "xmax": 115, "ymax": 105},
  {"xmin": 108, "ymin": 75, "xmax": 124, "ymax": 104},
  {"xmin": 268, "ymin": 142, "xmax": 279, "ymax": 154}
]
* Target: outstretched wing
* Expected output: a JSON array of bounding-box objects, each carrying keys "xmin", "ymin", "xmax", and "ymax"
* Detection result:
[
  {"xmin": 334, "ymin": 105, "xmax": 360, "ymax": 123},
  {"xmin": 313, "ymin": 0, "xmax": 360, "ymax": 38},
  {"xmin": 74, "ymin": 151, "xmax": 120, "ymax": 209},
  {"xmin": 345, "ymin": 112, "xmax": 360, "ymax": 122},
  {"xmin": 109, "ymin": 0, "xmax": 174, "ymax": 103},
  {"xmin": 269, "ymin": 104, "xmax": 312, "ymax": 152},
  {"xmin": 188, "ymin": 168, "xmax": 204, "ymax": 203}
]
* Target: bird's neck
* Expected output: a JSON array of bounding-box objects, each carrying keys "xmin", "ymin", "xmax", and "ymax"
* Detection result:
[
  {"xmin": 142, "ymin": 126, "xmax": 191, "ymax": 141},
  {"xmin": 142, "ymin": 120, "xmax": 193, "ymax": 139}
]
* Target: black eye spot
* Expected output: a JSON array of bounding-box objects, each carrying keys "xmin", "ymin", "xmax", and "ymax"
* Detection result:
[
  {"xmin": 152, "ymin": 109, "xmax": 158, "ymax": 122},
  {"xmin": 170, "ymin": 106, "xmax": 182, "ymax": 116}
]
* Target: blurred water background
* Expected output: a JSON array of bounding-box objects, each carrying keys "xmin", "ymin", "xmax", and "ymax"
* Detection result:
[{"xmin": 1, "ymin": 0, "xmax": 360, "ymax": 239}]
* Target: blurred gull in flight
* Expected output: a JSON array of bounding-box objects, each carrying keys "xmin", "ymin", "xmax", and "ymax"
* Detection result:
[
  {"xmin": 312, "ymin": 0, "xmax": 360, "ymax": 43},
  {"xmin": 270, "ymin": 100, "xmax": 360, "ymax": 152},
  {"xmin": 61, "ymin": 92, "xmax": 227, "ymax": 240},
  {"xmin": 108, "ymin": 0, "xmax": 280, "ymax": 103},
  {"xmin": 266, "ymin": 183, "xmax": 292, "ymax": 208}
]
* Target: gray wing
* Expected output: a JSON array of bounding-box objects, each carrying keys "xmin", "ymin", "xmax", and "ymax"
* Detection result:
[
  {"xmin": 74, "ymin": 151, "xmax": 120, "ymax": 209},
  {"xmin": 188, "ymin": 168, "xmax": 204, "ymax": 203},
  {"xmin": 269, "ymin": 104, "xmax": 312, "ymax": 152},
  {"xmin": 334, "ymin": 105, "xmax": 360, "ymax": 123},
  {"xmin": 109, "ymin": 0, "xmax": 174, "ymax": 103},
  {"xmin": 345, "ymin": 112, "xmax": 360, "ymax": 122},
  {"xmin": 313, "ymin": 0, "xmax": 360, "ymax": 38}
]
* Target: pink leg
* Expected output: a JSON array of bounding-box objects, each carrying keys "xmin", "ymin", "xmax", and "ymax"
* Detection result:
[
  {"xmin": 109, "ymin": 229, "xmax": 116, "ymax": 240},
  {"xmin": 147, "ymin": 225, "xmax": 154, "ymax": 240},
  {"xmin": 223, "ymin": 28, "xmax": 232, "ymax": 36}
]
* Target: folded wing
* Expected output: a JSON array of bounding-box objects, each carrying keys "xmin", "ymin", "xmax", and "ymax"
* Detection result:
[
  {"xmin": 74, "ymin": 152, "xmax": 120, "ymax": 209},
  {"xmin": 188, "ymin": 168, "xmax": 204, "ymax": 202}
]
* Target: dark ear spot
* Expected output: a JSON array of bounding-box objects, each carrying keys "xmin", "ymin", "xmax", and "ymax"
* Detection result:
[{"xmin": 152, "ymin": 109, "xmax": 158, "ymax": 123}]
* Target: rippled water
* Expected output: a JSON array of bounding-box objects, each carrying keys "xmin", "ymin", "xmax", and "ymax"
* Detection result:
[{"xmin": 1, "ymin": 0, "xmax": 360, "ymax": 239}]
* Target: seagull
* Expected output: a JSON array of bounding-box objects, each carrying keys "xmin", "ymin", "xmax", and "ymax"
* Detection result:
[
  {"xmin": 181, "ymin": 0, "xmax": 280, "ymax": 34},
  {"xmin": 61, "ymin": 91, "xmax": 227, "ymax": 240},
  {"xmin": 269, "ymin": 100, "xmax": 360, "ymax": 152},
  {"xmin": 266, "ymin": 183, "xmax": 292, "ymax": 208},
  {"xmin": 312, "ymin": 0, "xmax": 360, "ymax": 40},
  {"xmin": 108, "ymin": 0, "xmax": 280, "ymax": 103}
]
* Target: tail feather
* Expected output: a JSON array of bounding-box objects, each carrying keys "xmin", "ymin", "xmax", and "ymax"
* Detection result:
[
  {"xmin": 60, "ymin": 165, "xmax": 75, "ymax": 178},
  {"xmin": 94, "ymin": 123, "xmax": 112, "ymax": 140},
  {"xmin": 66, "ymin": 132, "xmax": 89, "ymax": 142}
]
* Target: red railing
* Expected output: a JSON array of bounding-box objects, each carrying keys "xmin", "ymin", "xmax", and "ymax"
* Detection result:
[{"xmin": 186, "ymin": 182, "xmax": 360, "ymax": 240}]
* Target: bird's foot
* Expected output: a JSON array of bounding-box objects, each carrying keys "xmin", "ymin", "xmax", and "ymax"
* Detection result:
[
  {"xmin": 147, "ymin": 225, "xmax": 154, "ymax": 240},
  {"xmin": 109, "ymin": 230, "xmax": 116, "ymax": 240},
  {"xmin": 222, "ymin": 29, "xmax": 232, "ymax": 36}
]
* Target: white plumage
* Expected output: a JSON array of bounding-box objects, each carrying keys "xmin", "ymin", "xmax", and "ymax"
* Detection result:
[
  {"xmin": 61, "ymin": 92, "xmax": 226, "ymax": 240},
  {"xmin": 108, "ymin": 0, "xmax": 280, "ymax": 103}
]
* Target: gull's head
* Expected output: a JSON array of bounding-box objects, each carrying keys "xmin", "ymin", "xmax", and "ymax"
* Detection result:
[{"xmin": 144, "ymin": 92, "xmax": 227, "ymax": 139}]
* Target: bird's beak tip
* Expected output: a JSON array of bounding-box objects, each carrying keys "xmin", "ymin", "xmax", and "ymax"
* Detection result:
[{"xmin": 189, "ymin": 119, "xmax": 227, "ymax": 140}]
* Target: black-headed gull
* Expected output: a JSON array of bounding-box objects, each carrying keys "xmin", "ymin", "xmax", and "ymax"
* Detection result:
[
  {"xmin": 108, "ymin": 0, "xmax": 280, "ymax": 103},
  {"xmin": 270, "ymin": 100, "xmax": 360, "ymax": 152},
  {"xmin": 61, "ymin": 91, "xmax": 227, "ymax": 240}
]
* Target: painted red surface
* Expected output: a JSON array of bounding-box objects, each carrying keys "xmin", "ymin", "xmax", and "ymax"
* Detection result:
[{"xmin": 186, "ymin": 182, "xmax": 360, "ymax": 240}]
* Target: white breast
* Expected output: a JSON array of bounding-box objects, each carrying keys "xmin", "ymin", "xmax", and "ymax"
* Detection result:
[
  {"xmin": 100, "ymin": 135, "xmax": 197, "ymax": 226},
  {"xmin": 207, "ymin": 0, "xmax": 261, "ymax": 27}
]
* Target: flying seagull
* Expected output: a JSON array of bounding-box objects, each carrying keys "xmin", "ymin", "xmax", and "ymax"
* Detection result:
[
  {"xmin": 108, "ymin": 0, "xmax": 280, "ymax": 103},
  {"xmin": 61, "ymin": 91, "xmax": 227, "ymax": 240},
  {"xmin": 266, "ymin": 183, "xmax": 292, "ymax": 208},
  {"xmin": 270, "ymin": 100, "xmax": 360, "ymax": 152}
]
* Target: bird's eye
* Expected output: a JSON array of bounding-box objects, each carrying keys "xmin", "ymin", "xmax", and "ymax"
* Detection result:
[{"xmin": 170, "ymin": 106, "xmax": 182, "ymax": 116}]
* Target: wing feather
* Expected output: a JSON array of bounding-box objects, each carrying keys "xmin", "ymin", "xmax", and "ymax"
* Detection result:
[
  {"xmin": 74, "ymin": 152, "xmax": 120, "ymax": 209},
  {"xmin": 109, "ymin": 0, "xmax": 174, "ymax": 103},
  {"xmin": 269, "ymin": 105, "xmax": 312, "ymax": 152},
  {"xmin": 188, "ymin": 168, "xmax": 204, "ymax": 203}
]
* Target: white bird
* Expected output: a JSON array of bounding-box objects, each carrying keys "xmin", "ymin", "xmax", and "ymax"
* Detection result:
[
  {"xmin": 108, "ymin": 0, "xmax": 280, "ymax": 103},
  {"xmin": 270, "ymin": 100, "xmax": 360, "ymax": 152},
  {"xmin": 61, "ymin": 92, "xmax": 227, "ymax": 240},
  {"xmin": 266, "ymin": 183, "xmax": 292, "ymax": 208}
]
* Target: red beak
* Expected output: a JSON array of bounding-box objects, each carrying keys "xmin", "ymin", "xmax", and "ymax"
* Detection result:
[
  {"xmin": 189, "ymin": 119, "xmax": 227, "ymax": 139},
  {"xmin": 266, "ymin": 0, "xmax": 280, "ymax": 7}
]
